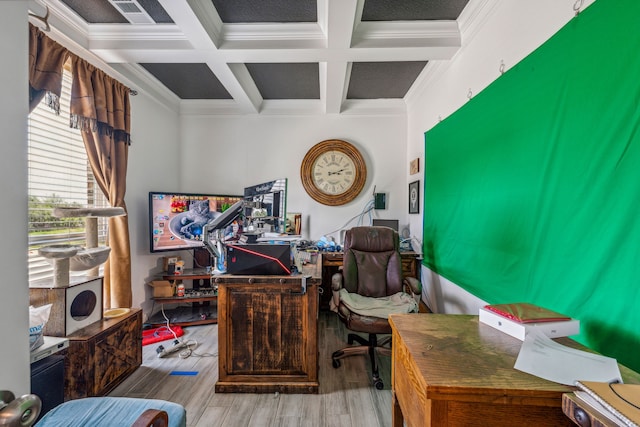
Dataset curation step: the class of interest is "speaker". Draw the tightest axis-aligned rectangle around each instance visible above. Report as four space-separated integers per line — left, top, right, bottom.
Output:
31 355 64 422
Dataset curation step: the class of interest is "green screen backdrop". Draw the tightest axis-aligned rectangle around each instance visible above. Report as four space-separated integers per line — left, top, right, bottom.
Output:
424 0 640 371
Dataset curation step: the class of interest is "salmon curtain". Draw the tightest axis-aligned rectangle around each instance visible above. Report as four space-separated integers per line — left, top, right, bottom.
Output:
69 56 132 309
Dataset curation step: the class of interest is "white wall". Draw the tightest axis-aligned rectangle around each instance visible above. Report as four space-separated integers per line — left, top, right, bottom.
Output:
179 114 408 243
0 1 30 395
406 0 596 314
125 94 181 314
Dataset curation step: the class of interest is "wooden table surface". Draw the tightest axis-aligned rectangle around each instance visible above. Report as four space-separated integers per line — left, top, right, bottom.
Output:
389 314 640 427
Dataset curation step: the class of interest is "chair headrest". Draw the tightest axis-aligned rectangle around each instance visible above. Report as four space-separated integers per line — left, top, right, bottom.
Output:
344 226 398 252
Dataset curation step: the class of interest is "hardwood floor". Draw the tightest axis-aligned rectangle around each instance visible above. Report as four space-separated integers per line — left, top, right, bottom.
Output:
109 311 392 427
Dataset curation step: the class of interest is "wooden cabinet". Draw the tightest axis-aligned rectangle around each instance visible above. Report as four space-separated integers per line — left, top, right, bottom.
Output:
64 308 142 400
319 251 421 310
214 275 319 393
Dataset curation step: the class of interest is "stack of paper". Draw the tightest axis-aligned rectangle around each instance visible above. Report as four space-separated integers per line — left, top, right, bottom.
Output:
479 302 580 340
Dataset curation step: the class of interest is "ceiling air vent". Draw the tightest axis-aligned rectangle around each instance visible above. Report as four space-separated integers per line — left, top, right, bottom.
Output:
108 0 154 24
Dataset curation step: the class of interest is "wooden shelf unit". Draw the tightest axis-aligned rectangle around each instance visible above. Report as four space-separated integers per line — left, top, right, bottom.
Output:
152 267 218 326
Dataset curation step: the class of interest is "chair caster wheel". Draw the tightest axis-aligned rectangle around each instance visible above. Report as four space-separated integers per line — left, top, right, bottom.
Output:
332 359 341 369
374 379 384 390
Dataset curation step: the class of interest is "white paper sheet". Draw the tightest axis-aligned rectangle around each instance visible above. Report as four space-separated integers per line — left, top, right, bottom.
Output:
514 329 622 385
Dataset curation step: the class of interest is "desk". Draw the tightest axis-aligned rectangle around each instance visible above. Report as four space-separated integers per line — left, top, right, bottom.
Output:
389 314 640 427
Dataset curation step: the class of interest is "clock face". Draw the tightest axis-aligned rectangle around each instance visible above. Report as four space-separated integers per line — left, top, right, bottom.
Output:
311 150 356 195
301 139 367 206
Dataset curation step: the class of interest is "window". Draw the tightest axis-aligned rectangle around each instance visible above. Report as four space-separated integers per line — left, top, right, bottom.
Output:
28 67 108 283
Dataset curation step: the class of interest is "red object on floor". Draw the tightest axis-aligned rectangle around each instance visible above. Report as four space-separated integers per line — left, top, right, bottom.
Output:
142 325 184 346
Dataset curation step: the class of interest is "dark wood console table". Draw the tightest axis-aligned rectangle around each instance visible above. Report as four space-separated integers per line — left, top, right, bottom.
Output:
214 274 319 393
389 314 640 427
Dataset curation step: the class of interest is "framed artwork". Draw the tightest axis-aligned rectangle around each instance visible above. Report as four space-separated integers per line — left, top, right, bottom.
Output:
409 180 420 214
410 158 420 175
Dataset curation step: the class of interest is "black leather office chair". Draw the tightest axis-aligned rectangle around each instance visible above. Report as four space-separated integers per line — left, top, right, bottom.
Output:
330 226 422 389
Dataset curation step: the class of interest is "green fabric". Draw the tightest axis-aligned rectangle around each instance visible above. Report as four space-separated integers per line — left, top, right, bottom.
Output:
423 0 640 372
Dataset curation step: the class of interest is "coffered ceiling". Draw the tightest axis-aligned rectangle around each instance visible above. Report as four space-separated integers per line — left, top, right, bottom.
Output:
29 0 479 115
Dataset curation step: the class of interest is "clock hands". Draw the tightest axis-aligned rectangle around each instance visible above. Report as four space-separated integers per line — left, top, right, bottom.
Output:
328 169 345 176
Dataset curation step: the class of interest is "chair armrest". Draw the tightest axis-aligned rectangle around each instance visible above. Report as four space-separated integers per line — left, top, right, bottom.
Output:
131 409 168 427
403 277 422 305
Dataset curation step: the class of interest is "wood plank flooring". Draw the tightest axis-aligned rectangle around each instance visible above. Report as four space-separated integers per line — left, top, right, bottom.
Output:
109 311 392 427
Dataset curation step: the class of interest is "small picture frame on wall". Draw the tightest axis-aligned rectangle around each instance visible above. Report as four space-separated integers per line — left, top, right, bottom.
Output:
410 158 420 175
409 180 420 214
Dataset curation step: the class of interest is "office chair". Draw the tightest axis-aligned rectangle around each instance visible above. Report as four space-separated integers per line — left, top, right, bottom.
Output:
330 226 421 389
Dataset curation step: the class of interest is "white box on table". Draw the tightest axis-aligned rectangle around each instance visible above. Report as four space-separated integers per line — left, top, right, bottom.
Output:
479 307 580 340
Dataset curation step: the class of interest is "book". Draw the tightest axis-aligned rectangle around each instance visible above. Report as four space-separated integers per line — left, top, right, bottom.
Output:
574 390 632 426
483 302 572 323
479 307 579 340
575 380 640 427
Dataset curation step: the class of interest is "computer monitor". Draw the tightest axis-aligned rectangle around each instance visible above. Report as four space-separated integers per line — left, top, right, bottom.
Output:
148 191 243 253
372 219 399 231
243 178 287 233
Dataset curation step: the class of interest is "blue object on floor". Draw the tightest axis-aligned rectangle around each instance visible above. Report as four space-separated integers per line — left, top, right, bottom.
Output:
34 396 186 427
170 371 198 376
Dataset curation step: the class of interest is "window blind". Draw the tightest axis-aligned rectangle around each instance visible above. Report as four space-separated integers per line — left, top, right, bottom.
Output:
28 68 108 283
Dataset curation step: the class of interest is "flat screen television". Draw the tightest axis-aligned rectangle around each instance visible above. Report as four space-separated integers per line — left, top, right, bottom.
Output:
149 192 243 253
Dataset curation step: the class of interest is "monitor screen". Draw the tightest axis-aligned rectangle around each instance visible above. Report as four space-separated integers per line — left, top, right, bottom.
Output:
243 178 287 233
372 219 399 231
149 192 243 253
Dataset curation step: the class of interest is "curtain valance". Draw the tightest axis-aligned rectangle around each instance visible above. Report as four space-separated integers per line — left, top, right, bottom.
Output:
28 23 69 113
70 56 131 145
28 23 131 144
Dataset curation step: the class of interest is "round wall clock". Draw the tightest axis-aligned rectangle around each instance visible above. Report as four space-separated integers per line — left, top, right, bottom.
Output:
300 139 367 206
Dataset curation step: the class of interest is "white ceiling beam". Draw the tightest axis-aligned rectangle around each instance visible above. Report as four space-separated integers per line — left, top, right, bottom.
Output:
321 61 349 114
94 45 459 64
353 21 461 49
322 0 359 113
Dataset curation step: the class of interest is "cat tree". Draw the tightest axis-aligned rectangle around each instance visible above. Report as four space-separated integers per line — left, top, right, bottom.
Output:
38 207 125 287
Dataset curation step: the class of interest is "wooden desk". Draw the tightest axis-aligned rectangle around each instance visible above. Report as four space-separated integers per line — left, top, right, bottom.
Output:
389 314 640 427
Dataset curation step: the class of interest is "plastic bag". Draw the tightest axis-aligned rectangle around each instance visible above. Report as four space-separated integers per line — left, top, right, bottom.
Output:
29 304 52 351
